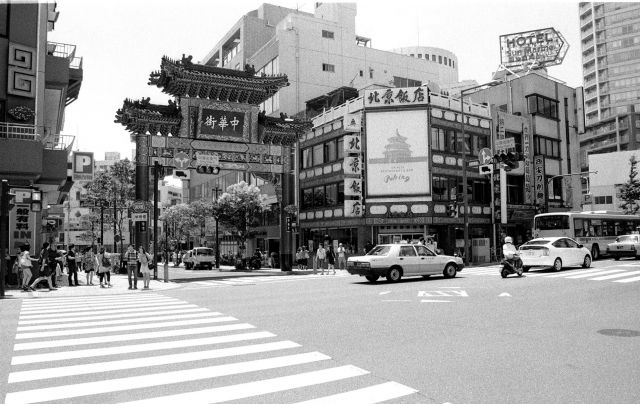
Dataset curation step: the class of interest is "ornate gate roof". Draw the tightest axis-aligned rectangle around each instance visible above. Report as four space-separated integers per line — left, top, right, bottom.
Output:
115 98 182 138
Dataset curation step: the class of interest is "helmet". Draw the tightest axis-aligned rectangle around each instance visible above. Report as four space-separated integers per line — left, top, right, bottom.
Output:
504 236 513 243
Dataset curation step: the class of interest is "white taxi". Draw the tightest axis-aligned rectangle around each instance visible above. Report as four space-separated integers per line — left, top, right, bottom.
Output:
347 243 464 283
519 237 592 272
606 234 640 260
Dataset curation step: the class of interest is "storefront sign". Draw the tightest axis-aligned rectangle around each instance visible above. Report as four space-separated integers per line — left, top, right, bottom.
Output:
344 199 363 217
344 156 362 175
344 178 362 197
500 27 568 69
523 121 532 204
73 152 94 182
365 110 430 197
9 189 36 251
132 213 148 222
343 134 362 153
199 108 245 139
497 112 505 142
343 113 362 132
534 155 546 206
364 86 428 108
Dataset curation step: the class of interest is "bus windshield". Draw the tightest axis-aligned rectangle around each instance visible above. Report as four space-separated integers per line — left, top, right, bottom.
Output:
534 215 569 230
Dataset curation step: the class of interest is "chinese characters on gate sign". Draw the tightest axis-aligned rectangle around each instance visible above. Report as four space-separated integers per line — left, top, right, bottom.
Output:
200 108 244 138
366 87 427 107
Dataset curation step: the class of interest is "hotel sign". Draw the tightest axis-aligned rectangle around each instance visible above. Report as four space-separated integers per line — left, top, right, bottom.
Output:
500 27 568 69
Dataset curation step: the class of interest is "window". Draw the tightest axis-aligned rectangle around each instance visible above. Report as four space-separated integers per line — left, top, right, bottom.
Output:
594 195 613 204
324 140 337 162
432 176 458 201
369 68 373 79
432 55 436 61
337 138 344 160
431 127 445 151
302 182 344 209
527 94 558 120
507 176 524 204
452 60 455 68
400 246 417 256
445 129 457 153
321 30 334 39
322 63 335 72
444 56 448 65
359 70 363 77
410 53 415 57
338 182 344 204
417 54 422 58
393 76 422 87
325 183 337 205
302 188 314 209
536 215 569 230
301 148 312 169
313 144 324 166
438 55 442 64
314 186 325 206
425 54 429 59
547 175 563 200
534 136 561 158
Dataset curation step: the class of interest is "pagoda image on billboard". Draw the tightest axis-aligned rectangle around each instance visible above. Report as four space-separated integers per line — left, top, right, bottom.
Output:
383 129 412 163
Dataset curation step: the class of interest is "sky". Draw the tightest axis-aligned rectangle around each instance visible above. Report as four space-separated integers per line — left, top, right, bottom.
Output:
49 0 584 161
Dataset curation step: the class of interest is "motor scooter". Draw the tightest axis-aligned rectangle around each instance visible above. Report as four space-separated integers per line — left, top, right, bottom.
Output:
501 253 523 278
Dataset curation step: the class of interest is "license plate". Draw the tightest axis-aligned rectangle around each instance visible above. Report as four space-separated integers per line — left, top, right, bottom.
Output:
523 250 535 256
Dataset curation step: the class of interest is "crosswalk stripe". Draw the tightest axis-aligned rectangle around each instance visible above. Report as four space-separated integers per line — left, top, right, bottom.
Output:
614 274 640 283
563 269 625 279
15 316 238 340
4 352 331 404
293 381 419 403
590 271 640 281
120 365 370 404
19 297 180 314
542 268 607 278
8 340 301 383
19 293 171 305
18 303 198 320
17 311 220 332
11 330 275 365
14 323 255 351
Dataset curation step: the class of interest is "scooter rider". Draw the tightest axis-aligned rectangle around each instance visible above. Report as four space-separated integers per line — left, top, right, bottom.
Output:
502 236 521 270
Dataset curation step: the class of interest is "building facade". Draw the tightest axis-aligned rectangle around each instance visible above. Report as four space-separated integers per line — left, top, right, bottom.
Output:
1 2 82 253
586 149 640 211
202 3 460 116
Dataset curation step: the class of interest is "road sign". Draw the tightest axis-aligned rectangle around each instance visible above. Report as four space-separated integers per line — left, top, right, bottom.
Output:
499 27 569 69
479 164 493 175
131 200 148 213
495 137 515 151
173 152 190 169
132 212 148 222
478 148 492 165
196 152 219 166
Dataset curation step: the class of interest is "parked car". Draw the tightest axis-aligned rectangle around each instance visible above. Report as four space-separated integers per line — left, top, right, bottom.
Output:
346 243 464 283
183 247 216 270
519 237 591 272
606 234 640 260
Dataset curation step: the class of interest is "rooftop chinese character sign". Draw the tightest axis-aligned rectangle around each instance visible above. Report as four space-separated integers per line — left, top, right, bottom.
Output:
500 27 568 69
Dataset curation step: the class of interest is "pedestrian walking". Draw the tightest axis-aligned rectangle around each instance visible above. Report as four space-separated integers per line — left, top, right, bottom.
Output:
125 244 138 290
82 246 96 285
28 242 56 291
18 244 37 291
96 247 113 288
326 245 336 275
337 243 347 270
138 246 152 289
295 247 304 270
66 244 80 286
316 243 327 274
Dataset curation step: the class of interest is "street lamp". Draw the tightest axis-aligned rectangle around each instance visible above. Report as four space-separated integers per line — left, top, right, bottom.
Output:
459 80 502 265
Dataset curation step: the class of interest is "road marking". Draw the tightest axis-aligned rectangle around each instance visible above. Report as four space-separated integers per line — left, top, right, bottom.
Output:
119 365 370 404
19 298 180 314
590 271 640 281
379 291 392 295
12 331 275 365
563 269 625 279
14 323 255 351
9 340 301 383
614 274 640 283
419 290 468 297
420 300 452 303
543 268 607 278
18 293 174 305
4 352 331 404
439 286 462 288
293 381 418 403
18 303 199 320
382 299 411 302
499 292 511 297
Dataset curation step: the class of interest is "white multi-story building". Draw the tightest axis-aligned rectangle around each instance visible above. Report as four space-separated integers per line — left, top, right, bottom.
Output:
587 150 640 211
202 2 460 116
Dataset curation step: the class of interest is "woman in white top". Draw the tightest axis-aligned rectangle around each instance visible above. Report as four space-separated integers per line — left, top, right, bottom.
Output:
18 245 38 291
138 247 152 289
95 247 115 288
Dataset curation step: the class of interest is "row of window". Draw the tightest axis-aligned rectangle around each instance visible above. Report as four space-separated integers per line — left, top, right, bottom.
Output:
608 48 640 64
393 76 422 88
610 76 640 90
301 138 345 169
430 127 490 156
432 176 491 204
611 89 640 104
605 7 640 26
301 182 345 209
408 53 455 68
574 218 640 237
594 195 613 204
258 57 280 114
606 21 640 39
608 35 640 51
527 94 559 120
534 136 561 159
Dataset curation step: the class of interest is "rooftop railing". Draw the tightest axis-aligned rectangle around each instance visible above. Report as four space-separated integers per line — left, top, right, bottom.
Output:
46 41 76 60
0 122 42 141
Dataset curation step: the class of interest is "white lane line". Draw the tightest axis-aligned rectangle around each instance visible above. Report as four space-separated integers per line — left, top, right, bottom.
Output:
9 340 301 383
439 286 462 288
614 274 640 283
16 316 238 340
17 312 220 332
120 365 369 404
590 270 640 281
420 300 452 303
19 298 180 314
381 300 411 302
542 268 608 278
14 323 255 351
379 291 391 295
12 331 275 365
293 381 419 404
563 269 625 279
18 303 198 320
4 352 331 404
19 293 169 305
18 307 210 326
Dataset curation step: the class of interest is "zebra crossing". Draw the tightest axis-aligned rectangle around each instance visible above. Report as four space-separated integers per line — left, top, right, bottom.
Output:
463 264 640 284
4 293 419 403
182 272 350 289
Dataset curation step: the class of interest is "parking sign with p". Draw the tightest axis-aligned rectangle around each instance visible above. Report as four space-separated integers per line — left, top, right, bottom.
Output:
73 152 94 181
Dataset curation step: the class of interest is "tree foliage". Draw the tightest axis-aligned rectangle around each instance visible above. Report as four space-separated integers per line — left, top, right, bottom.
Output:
619 155 640 214
160 203 197 247
212 181 270 255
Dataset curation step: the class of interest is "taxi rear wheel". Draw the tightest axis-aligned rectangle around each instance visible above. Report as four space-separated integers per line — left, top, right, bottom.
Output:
386 267 402 282
443 264 457 278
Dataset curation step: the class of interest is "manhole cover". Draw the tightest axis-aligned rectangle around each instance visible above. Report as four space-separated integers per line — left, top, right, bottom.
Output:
598 329 640 337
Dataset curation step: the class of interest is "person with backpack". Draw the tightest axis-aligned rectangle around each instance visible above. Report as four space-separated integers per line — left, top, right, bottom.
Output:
28 242 57 291
95 246 114 288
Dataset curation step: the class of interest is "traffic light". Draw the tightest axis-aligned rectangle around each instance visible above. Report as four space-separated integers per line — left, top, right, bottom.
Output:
196 166 220 175
286 216 292 232
30 190 42 212
139 221 147 232
447 203 458 218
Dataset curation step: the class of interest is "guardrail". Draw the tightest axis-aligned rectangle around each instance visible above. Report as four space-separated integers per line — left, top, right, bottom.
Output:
0 122 42 141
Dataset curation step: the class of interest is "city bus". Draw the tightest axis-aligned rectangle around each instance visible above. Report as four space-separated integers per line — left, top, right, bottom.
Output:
532 211 640 260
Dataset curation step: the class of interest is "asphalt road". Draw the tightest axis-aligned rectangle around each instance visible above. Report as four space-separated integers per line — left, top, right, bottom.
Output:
1 258 639 403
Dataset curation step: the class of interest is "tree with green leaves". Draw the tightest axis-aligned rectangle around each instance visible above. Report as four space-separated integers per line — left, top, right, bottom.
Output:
160 203 196 251
189 199 214 246
212 181 270 260
619 155 640 214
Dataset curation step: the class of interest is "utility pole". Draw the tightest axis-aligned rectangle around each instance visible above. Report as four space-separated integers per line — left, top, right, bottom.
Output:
212 186 221 269
0 180 9 298
153 161 160 280
112 180 117 254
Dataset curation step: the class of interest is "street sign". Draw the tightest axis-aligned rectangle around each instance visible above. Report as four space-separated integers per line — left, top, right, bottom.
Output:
132 212 148 222
196 152 219 166
173 152 190 169
495 137 515 151
499 27 569 69
479 164 493 175
478 148 492 165
131 200 148 213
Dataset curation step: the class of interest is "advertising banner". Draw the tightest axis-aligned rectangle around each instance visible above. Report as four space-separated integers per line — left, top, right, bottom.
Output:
343 113 362 132
9 189 36 251
534 155 546 206
365 110 430 197
72 152 94 182
523 121 533 204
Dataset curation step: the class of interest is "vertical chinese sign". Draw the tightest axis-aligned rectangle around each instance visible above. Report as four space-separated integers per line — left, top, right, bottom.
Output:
522 121 532 204
343 114 364 217
533 155 546 208
8 189 36 251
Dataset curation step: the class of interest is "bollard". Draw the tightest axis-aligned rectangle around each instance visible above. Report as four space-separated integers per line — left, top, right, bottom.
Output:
163 260 169 283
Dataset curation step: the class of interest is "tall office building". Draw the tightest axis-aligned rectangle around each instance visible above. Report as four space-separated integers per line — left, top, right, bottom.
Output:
579 2 640 172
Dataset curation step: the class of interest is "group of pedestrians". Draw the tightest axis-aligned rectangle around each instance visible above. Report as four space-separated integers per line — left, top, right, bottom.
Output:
294 242 350 275
13 242 153 292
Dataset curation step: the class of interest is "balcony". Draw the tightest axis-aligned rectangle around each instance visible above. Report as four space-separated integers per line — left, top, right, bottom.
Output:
0 122 42 141
45 41 84 106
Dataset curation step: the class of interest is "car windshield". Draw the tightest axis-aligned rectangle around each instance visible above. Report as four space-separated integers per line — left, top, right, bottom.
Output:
196 249 213 256
366 246 391 256
616 235 639 243
522 240 551 246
